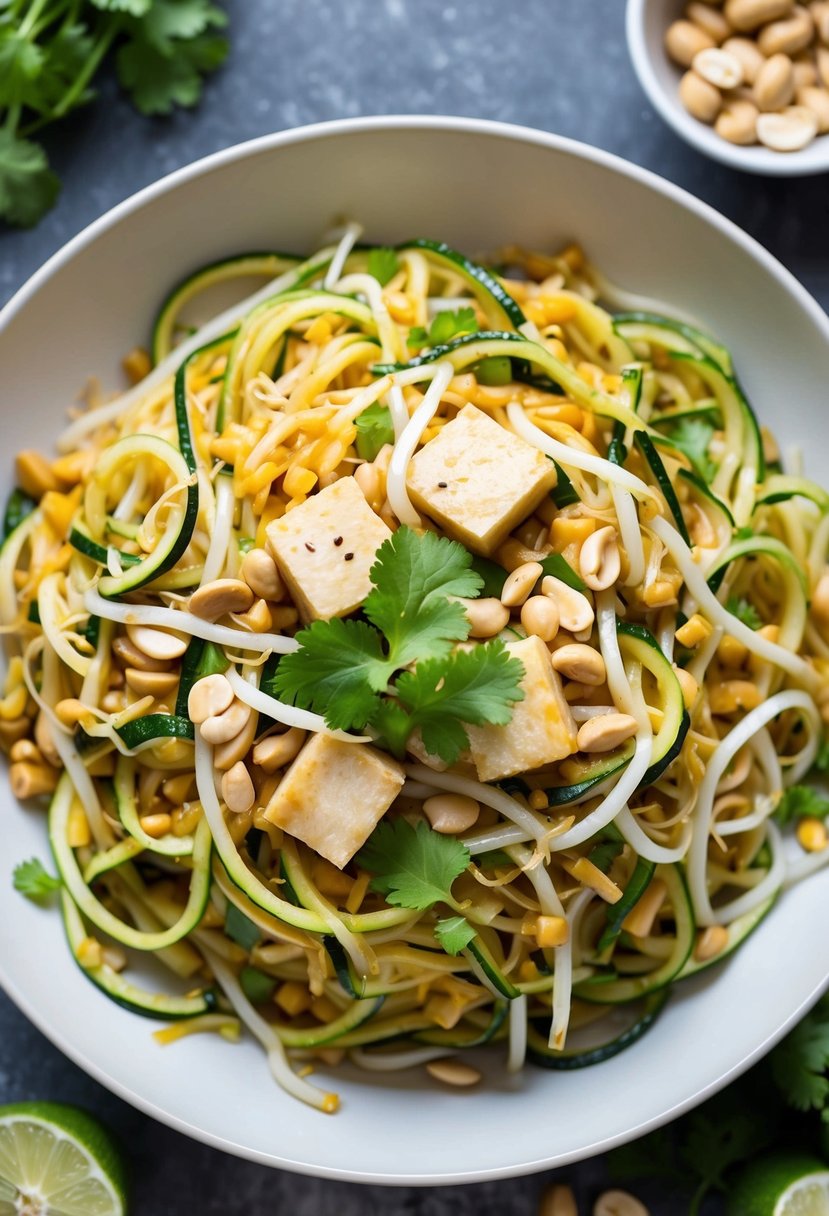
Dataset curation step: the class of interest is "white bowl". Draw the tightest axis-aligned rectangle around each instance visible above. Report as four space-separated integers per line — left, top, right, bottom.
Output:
627 0 829 175
2 116 829 1185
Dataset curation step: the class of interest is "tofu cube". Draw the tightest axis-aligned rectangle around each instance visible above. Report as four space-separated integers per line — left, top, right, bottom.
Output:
266 478 391 622
467 635 577 782
406 404 557 556
263 734 405 868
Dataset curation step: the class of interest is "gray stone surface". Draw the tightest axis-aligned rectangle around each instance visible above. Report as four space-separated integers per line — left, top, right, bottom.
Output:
0 0 826 1211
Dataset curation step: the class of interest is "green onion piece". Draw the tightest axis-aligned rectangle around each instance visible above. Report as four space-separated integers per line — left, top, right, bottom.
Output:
475 357 512 386
240 966 277 1004
225 904 261 951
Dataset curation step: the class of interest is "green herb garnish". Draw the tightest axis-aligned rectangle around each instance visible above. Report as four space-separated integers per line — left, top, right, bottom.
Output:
272 527 525 763
13 858 61 901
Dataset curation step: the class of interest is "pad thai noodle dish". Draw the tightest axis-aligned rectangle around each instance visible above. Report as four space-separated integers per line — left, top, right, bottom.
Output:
6 226 829 1113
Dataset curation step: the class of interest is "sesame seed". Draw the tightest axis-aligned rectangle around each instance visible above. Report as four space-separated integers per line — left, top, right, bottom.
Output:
333 536 343 546
437 481 448 488
305 542 316 552
344 552 355 561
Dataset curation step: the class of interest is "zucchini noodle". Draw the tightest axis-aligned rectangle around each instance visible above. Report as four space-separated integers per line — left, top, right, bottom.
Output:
6 228 828 1113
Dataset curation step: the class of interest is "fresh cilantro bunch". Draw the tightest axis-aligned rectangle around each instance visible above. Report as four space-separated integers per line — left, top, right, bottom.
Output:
272 527 525 765
0 0 229 228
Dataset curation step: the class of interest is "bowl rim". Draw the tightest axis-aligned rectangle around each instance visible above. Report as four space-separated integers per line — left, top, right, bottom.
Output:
625 0 829 177
2 113 829 1185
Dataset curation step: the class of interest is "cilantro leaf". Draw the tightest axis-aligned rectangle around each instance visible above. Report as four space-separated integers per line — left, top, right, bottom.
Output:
663 417 716 482
773 784 829 825
0 131 59 227
13 857 61 901
116 30 228 116
726 595 762 630
772 995 829 1119
129 0 227 53
357 818 469 910
0 30 44 110
395 641 525 765
367 247 399 287
429 306 478 346
435 915 476 955
364 528 481 668
90 0 152 14
271 618 391 731
408 307 478 350
355 403 394 462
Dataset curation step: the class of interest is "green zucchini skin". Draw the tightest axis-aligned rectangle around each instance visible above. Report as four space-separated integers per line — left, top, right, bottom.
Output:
526 990 668 1069
396 239 526 330
676 893 778 981
575 865 695 1005
60 891 216 1021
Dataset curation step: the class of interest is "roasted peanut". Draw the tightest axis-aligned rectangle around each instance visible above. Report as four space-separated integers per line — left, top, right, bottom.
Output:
757 102 819 145
125 623 189 661
579 526 621 592
577 713 638 753
423 793 480 834
457 596 510 638
500 561 543 607
724 0 795 32
666 19 717 65
679 69 723 121
221 761 256 815
551 643 606 685
199 698 251 744
715 96 760 140
252 728 306 772
520 595 560 641
722 35 767 81
694 46 745 86
240 548 284 601
754 52 796 108
188 673 234 724
757 4 814 55
189 578 254 621
425 1059 481 1087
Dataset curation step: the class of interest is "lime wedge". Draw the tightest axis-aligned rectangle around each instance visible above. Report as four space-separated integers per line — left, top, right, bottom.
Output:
728 1155 829 1216
0 1102 127 1216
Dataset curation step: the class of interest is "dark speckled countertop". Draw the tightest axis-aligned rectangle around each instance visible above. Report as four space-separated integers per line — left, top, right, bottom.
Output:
1 2 827 1212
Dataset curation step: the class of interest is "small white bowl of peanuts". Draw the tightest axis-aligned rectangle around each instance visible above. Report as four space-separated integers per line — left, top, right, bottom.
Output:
627 0 829 173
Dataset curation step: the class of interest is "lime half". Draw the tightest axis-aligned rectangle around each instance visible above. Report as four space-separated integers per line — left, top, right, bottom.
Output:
728 1155 829 1216
0 1102 127 1216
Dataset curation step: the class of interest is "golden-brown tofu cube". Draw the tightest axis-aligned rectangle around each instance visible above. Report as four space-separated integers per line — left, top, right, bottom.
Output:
467 636 577 782
266 478 391 622
263 734 405 868
406 404 557 555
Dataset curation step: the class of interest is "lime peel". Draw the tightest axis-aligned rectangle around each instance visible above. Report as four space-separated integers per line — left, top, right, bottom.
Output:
728 1154 829 1216
0 1101 128 1216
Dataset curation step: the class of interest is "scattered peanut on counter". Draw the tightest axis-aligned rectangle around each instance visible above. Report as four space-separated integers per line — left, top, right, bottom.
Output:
665 0 829 151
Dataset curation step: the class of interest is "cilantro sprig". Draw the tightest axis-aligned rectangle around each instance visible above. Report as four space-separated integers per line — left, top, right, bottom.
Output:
272 527 525 764
354 403 394 462
773 784 829 825
0 0 229 228
357 818 476 954
408 306 478 351
772 994 829 1120
725 595 762 631
660 416 717 482
13 857 61 901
